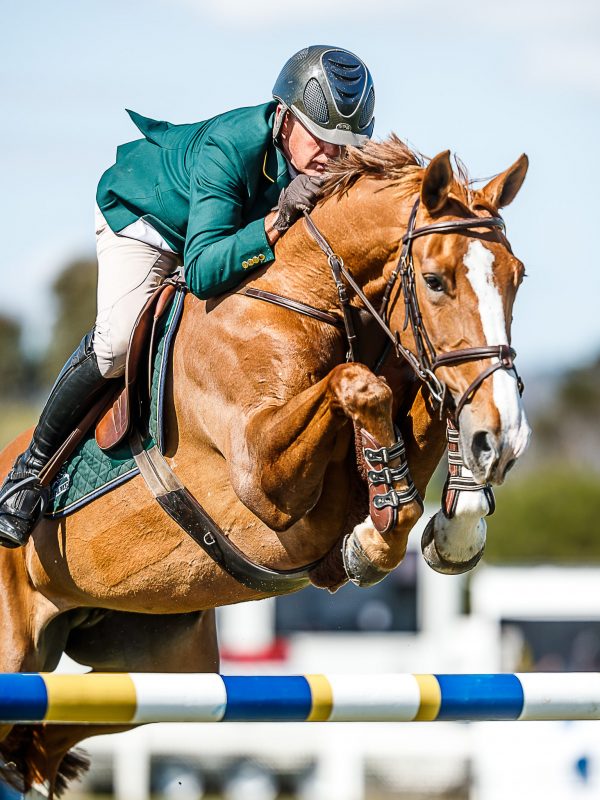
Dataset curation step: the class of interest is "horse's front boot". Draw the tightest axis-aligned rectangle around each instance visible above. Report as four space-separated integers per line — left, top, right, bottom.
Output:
0 331 108 548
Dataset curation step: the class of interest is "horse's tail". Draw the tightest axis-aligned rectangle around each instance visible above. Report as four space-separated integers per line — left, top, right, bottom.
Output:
0 724 90 798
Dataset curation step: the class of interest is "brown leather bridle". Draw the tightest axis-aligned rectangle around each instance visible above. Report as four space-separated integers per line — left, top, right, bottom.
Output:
381 198 523 417
241 197 524 421
302 198 524 420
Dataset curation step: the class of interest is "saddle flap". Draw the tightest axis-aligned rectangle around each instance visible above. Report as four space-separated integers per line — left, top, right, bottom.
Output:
95 281 178 452
95 387 130 451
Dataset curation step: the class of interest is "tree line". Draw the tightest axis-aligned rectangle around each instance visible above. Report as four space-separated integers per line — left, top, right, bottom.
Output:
0 258 97 399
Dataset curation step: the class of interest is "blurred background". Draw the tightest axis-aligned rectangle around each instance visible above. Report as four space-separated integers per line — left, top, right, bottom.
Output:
1 0 600 798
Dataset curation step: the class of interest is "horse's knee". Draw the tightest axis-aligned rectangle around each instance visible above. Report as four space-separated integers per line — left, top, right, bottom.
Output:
328 363 393 422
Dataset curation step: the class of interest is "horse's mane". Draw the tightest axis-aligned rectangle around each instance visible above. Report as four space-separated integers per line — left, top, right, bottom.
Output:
321 134 472 203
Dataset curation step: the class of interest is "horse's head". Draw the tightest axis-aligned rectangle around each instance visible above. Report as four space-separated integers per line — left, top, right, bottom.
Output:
388 151 531 484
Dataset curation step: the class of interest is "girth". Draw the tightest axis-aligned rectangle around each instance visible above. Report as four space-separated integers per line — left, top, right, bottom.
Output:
129 429 319 594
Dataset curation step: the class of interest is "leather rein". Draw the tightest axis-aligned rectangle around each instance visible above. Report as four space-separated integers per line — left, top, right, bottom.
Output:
243 198 523 420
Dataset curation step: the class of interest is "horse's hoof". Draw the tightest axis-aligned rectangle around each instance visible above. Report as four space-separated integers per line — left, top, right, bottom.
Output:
420 515 485 575
342 529 390 588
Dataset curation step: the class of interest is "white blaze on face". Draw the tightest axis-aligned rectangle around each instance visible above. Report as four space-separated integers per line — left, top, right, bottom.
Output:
463 240 530 458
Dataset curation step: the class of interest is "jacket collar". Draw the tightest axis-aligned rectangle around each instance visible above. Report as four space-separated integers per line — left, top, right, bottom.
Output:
264 112 290 188
263 146 289 185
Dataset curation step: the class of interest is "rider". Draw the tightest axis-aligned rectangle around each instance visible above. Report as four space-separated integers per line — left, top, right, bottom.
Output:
0 45 375 549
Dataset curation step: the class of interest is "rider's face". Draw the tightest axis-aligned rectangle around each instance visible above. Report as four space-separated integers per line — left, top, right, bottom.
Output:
278 108 342 176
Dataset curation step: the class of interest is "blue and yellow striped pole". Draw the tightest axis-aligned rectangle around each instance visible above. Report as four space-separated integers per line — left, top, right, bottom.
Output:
1 673 600 724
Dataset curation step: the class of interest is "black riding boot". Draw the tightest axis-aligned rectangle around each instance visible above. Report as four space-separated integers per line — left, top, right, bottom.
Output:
0 331 108 548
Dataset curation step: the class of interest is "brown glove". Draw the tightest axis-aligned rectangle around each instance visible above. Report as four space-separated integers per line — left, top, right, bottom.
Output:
272 174 324 232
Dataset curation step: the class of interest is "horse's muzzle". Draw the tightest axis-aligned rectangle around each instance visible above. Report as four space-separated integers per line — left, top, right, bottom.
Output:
459 406 531 485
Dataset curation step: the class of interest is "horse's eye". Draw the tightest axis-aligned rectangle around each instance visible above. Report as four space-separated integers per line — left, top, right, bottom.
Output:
424 274 444 292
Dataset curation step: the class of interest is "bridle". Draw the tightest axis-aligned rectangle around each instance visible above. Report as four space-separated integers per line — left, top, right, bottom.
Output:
387 198 524 417
301 197 524 420
241 196 524 421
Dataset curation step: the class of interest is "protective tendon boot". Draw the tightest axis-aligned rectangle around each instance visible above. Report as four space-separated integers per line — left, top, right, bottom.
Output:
0 331 108 548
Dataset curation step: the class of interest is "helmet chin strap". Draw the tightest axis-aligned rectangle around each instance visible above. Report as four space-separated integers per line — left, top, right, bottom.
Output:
273 109 305 179
272 103 288 145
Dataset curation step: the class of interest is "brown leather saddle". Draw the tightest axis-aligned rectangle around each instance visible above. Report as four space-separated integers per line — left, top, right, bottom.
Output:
95 280 180 451
38 281 181 489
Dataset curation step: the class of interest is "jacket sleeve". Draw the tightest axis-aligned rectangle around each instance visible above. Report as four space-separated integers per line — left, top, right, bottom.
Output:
184 132 275 299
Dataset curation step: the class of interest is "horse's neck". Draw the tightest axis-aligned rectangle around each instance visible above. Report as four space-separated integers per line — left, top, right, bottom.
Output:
262 180 406 309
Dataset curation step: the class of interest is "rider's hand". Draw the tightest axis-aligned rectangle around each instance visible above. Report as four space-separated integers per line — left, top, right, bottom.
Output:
272 174 324 232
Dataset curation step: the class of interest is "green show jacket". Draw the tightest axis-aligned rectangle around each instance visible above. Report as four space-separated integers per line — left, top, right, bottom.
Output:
96 102 290 299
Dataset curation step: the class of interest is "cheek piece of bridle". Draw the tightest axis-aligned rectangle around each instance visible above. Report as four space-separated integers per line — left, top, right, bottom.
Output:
302 198 524 422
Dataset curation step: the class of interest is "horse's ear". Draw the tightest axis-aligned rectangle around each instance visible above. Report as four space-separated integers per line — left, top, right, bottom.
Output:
481 154 529 209
421 151 453 214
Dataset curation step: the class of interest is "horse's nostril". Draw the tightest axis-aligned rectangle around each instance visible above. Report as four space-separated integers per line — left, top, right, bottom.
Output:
504 459 516 478
472 431 493 461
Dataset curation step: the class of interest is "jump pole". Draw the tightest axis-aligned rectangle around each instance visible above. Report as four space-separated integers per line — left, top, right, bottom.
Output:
1 673 600 725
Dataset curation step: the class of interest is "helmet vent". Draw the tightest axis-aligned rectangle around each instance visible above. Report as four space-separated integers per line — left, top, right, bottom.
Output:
359 87 375 129
303 78 330 125
322 50 368 117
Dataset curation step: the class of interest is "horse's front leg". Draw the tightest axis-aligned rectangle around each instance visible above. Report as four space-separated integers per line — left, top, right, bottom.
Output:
397 391 493 576
332 385 449 589
421 420 493 575
230 362 422 570
421 495 490 575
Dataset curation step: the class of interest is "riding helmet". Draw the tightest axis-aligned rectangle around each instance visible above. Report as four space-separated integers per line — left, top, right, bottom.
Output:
272 45 375 147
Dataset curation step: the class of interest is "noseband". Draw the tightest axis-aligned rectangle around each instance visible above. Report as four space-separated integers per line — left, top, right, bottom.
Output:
303 198 524 420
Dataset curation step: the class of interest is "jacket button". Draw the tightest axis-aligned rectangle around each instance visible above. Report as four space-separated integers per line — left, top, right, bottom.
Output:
252 256 259 265
258 253 266 262
242 260 249 269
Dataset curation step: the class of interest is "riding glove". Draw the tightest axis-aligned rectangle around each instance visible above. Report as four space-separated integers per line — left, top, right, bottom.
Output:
272 174 324 232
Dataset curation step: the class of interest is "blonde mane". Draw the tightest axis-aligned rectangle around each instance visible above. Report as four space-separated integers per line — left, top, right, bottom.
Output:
322 134 472 204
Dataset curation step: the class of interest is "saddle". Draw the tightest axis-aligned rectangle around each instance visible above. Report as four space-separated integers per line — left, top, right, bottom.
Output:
95 280 180 451
38 281 181 489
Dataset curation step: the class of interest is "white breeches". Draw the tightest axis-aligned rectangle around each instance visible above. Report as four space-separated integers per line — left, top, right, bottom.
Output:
93 205 181 378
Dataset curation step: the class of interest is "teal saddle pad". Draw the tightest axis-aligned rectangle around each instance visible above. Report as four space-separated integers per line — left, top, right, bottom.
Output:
46 287 186 518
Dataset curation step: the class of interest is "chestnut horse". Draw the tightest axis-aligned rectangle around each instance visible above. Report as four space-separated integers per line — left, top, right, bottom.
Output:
0 139 530 794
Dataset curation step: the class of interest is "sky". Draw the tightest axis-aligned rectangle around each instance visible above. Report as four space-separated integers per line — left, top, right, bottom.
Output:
1 0 599 373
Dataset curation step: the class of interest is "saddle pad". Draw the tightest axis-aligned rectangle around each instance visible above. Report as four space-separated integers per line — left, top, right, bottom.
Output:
46 287 186 518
